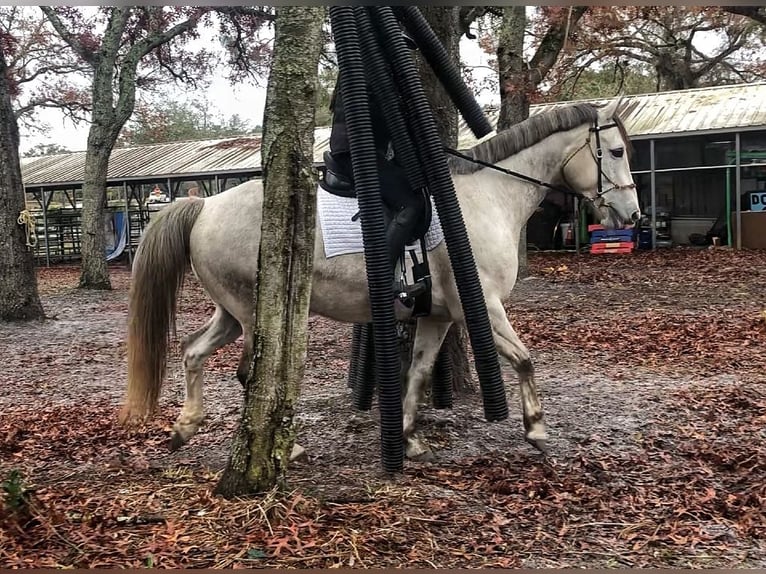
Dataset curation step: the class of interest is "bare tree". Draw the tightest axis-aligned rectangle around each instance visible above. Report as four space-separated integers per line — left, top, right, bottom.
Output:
0 7 90 133
41 7 273 289
554 7 766 93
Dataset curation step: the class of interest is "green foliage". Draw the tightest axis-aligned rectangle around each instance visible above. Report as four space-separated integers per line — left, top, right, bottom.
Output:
558 64 657 101
314 65 336 127
118 97 260 146
2 469 31 513
23 143 71 157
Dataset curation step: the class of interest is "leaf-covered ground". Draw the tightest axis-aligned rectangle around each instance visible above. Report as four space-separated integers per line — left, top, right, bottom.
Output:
1 248 764 568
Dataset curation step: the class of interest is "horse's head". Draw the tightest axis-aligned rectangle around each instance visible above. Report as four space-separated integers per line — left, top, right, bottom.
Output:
560 99 641 229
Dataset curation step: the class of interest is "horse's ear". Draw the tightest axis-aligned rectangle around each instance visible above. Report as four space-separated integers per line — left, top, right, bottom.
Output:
599 96 621 120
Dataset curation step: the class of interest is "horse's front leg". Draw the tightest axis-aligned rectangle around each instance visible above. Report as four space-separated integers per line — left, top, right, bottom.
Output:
171 306 242 451
487 299 548 452
403 318 451 461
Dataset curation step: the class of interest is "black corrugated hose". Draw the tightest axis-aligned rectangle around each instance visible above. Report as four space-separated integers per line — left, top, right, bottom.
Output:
355 6 456 412
348 6 428 411
393 6 493 139
431 345 454 409
371 6 508 423
347 323 363 389
351 323 376 410
354 6 426 189
329 6 404 472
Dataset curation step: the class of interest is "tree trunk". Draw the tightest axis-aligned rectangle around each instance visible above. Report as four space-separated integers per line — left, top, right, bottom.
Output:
78 46 122 290
79 135 113 290
415 7 474 394
0 47 45 321
215 6 324 497
497 6 529 279
496 6 529 131
416 7 460 146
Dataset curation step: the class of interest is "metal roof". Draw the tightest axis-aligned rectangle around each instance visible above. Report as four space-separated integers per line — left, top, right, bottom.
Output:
21 127 334 189
21 83 766 188
458 82 766 147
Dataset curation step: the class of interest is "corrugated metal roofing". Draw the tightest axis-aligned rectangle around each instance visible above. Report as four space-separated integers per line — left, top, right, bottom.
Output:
458 82 766 148
21 127 334 188
21 83 766 188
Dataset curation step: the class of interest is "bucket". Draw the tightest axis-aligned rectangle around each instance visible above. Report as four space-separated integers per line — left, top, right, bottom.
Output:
560 222 573 246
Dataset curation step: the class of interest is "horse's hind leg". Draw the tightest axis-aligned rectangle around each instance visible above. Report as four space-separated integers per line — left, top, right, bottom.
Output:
487 300 548 452
236 330 254 388
403 318 451 460
171 305 242 450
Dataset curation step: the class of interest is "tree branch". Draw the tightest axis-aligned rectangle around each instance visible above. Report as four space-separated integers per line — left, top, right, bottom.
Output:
722 6 766 26
528 6 588 85
39 6 96 65
128 10 204 62
215 6 275 23
114 9 207 129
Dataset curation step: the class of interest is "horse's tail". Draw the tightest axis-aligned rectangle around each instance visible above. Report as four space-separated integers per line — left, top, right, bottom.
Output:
120 198 205 424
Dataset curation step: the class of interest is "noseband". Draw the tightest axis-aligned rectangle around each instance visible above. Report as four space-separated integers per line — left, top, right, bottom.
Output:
561 118 637 198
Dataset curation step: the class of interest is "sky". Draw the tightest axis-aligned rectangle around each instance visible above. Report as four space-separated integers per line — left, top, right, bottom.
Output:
18 27 496 155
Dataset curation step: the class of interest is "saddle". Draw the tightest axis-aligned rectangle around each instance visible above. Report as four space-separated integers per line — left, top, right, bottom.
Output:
320 151 432 242
319 150 433 319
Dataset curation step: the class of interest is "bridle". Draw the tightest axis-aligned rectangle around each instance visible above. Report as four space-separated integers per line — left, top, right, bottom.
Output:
560 118 637 198
443 117 636 201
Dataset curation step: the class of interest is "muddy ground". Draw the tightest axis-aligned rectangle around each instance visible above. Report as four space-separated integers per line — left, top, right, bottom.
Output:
1 248 764 568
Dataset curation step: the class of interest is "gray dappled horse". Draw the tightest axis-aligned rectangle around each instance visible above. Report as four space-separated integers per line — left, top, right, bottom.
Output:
122 100 640 461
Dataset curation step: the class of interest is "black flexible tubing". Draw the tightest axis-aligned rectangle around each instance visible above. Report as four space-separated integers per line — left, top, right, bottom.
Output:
347 323 363 389
371 6 508 423
393 6 493 139
355 6 427 191
330 7 404 472
357 6 459 410
352 323 376 411
431 344 454 409
344 7 425 413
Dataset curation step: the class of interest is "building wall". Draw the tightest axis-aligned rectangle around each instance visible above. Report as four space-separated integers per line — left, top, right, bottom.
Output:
630 128 766 245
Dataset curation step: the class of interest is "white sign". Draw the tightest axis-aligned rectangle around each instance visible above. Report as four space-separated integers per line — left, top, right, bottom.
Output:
751 192 766 212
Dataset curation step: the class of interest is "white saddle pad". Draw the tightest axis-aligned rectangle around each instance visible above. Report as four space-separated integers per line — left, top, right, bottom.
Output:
317 186 444 259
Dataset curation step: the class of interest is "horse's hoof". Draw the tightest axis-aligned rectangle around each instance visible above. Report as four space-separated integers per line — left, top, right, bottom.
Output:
290 443 308 462
169 432 187 452
525 431 549 454
405 437 435 462
409 449 436 463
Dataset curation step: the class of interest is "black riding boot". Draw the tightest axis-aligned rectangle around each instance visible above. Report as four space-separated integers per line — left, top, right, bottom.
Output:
386 206 420 266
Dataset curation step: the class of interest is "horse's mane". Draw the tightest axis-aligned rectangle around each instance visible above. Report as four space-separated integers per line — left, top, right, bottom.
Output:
448 103 630 175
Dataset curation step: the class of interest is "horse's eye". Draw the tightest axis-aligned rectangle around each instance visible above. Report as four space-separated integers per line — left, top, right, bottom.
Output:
611 147 624 158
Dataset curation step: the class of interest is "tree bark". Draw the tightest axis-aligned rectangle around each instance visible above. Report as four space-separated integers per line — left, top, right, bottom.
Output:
215 6 324 497
79 132 114 290
497 6 529 131
415 7 474 394
0 45 45 321
497 6 529 279
495 6 587 278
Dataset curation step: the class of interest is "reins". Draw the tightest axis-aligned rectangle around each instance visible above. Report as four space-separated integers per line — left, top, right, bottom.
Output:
444 118 636 200
443 146 577 197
